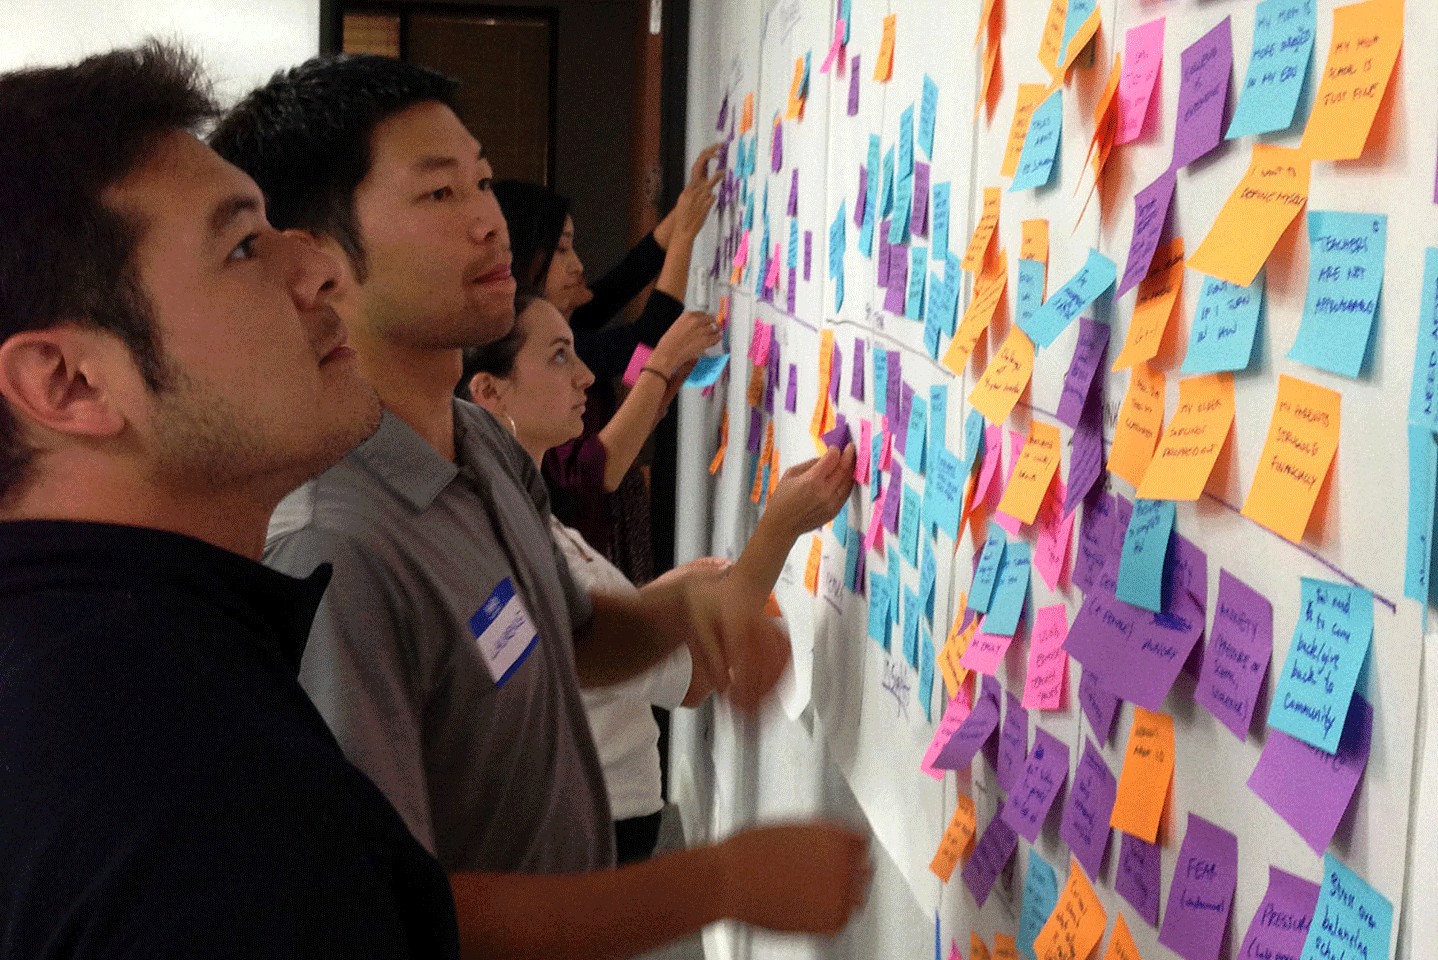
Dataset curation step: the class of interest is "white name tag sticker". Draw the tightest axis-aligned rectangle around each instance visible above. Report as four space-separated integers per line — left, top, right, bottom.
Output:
468 577 538 685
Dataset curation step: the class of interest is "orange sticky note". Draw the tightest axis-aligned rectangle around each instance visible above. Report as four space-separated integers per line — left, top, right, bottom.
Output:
1108 363 1166 488
768 441 782 495
740 92 754 134
1002 84 1051 178
940 593 972 697
969 327 1035 427
1241 375 1341 542
997 422 1062 524
975 0 1000 46
995 933 1018 960
1036 0 1068 80
1021 219 1050 278
1102 913 1143 960
1113 237 1184 370
752 420 776 503
963 188 1002 271
874 15 897 81
929 794 977 882
785 57 806 120
944 257 1007 375
803 535 823 594
1033 858 1107 960
1299 0 1404 161
1189 144 1309 287
977 34 1001 120
1060 4 1101 71
972 933 992 960
1110 706 1175 843
746 364 766 408
709 410 729 474
1136 372 1234 500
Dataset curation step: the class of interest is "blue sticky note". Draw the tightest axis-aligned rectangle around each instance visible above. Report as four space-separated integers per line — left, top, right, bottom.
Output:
903 587 921 667
873 346 888 419
923 272 945 357
787 220 799 269
1268 578 1373 752
1226 0 1317 139
905 395 928 472
1116 498 1176 612
969 529 1008 614
901 485 922 565
929 385 948 453
1289 211 1387 378
1405 423 1436 603
889 174 913 244
1020 248 1116 348
984 541 1031 637
906 245 927 318
898 105 915 182
931 182 951 261
964 407 986 466
841 0 852 43
1299 854 1392 960
880 147 895 219
1019 850 1060 960
1017 258 1046 329
919 74 938 158
834 271 845 312
1060 0 1097 62
928 450 965 541
919 625 936 721
844 525 862 591
860 135 880 255
919 539 937 622
684 352 730 387
1183 269 1265 373
829 203 846 278
868 572 892 648
870 430 884 502
1408 249 1438 429
801 51 811 91
889 547 902 618
1010 90 1063 191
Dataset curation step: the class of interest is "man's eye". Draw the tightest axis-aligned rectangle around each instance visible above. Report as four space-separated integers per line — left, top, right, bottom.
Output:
427 186 454 202
227 234 258 262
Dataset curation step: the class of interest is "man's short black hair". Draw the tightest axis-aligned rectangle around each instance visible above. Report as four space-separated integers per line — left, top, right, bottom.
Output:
0 40 215 499
209 54 459 280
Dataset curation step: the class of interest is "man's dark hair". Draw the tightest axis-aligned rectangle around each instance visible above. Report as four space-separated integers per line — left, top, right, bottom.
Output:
209 54 459 280
493 181 571 293
0 40 215 498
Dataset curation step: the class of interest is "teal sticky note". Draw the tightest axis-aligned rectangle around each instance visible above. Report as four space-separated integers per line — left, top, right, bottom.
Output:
1116 498 1176 612
928 449 965 540
1018 850 1060 960
900 485 922 565
1226 0 1316 139
919 75 938 158
889 174 913 245
1020 248 1116 348
931 182 951 261
880 146 895 219
906 245 927 318
919 538 937 622
919 624 936 721
1183 269 1265 373
1017 258 1046 329
1059 0 1097 64
787 220 799 269
923 271 945 357
983 541 1031 637
870 428 883 502
801 51 811 91
1298 854 1391 960
904 587 921 667
1010 90 1063 191
1268 578 1373 752
969 528 1007 613
844 525 862 591
834 270 845 312
873 346 888 418
841 0 851 43
1289 211 1386 378
1406 423 1438 604
898 104 915 182
1407 249 1438 429
828 202 846 278
905 395 928 472
860 135 880 255
868 572 892 648
929 384 948 454
964 407 986 466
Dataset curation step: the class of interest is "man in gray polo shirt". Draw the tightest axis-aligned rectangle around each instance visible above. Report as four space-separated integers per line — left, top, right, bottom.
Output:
214 54 869 959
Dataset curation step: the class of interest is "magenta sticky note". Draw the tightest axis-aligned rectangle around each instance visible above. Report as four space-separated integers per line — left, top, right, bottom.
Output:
750 320 771 365
1061 740 1118 879
821 17 844 73
1035 503 1076 592
847 55 861 115
1248 695 1371 854
962 812 1019 908
855 418 873 482
1024 604 1069 709
912 161 931 235
785 363 798 413
959 629 1013 676
1196 569 1273 740
851 338 866 400
1057 318 1111 427
622 342 655 387
1159 814 1238 960
921 691 972 779
1238 867 1320 960
997 692 1028 792
1117 831 1162 927
1078 667 1121 743
1171 17 1232 170
1000 727 1069 843
932 682 1000 771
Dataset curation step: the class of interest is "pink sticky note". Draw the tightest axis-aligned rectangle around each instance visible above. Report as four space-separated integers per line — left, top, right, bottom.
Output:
958 627 1013 676
865 503 885 551
856 419 873 482
821 18 845 73
622 342 655 387
750 321 772 365
994 430 1028 535
1117 18 1164 145
1023 604 1069 709
920 691 973 780
880 430 895 470
732 230 750 268
1035 485 1076 590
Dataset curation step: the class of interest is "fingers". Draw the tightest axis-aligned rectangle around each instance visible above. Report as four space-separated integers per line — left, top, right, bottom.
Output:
690 143 721 184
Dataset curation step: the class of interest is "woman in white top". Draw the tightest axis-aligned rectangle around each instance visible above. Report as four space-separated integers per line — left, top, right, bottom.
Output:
462 293 856 862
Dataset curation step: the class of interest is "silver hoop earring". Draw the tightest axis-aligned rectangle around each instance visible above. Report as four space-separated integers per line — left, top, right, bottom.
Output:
504 413 518 436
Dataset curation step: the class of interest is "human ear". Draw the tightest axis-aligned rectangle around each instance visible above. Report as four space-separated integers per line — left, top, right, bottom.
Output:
469 372 506 408
0 327 129 441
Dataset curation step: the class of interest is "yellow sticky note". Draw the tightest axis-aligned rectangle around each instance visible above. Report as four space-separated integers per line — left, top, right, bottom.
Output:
874 15 897 81
1033 859 1107 960
1136 372 1234 501
1241 375 1341 542
709 410 728 475
1113 237 1184 371
785 57 806 120
943 257 1007 375
969 327 1035 427
997 422 1062 524
1102 913 1143 960
1036 0 1069 81
803 535 822 595
995 933 1019 960
962 188 1002 272
1059 4 1101 71
972 933 992 960
1110 706 1175 843
740 92 754 134
1189 144 1309 287
1108 363 1166 488
928 793 977 882
1002 84 1051 178
1299 0 1403 161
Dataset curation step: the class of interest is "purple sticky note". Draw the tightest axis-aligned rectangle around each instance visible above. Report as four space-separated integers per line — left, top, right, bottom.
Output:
884 244 908 313
1248 695 1372 854
963 813 1019 908
980 673 1004 774
785 364 798 413
1079 668 1121 743
997 692 1028 793
829 345 843 401
747 408 763 454
1064 393 1106 517
855 165 868 227
1158 814 1238 960
850 338 866 400
1073 492 1120 594
717 93 728 131
912 161 931 235
822 416 853 453
882 462 903 533
788 168 799 216
848 55 861 115
771 120 783 172
803 230 813 281
896 382 915 452
1057 318 1111 427
763 352 778 415
886 351 902 420
932 683 1001 771
1000 728 1069 843
1171 17 1233 170
1118 168 1178 296
877 226 892 285
1196 569 1273 740
786 267 797 314
1238 867 1321 960
1117 831 1163 927
1060 740 1118 879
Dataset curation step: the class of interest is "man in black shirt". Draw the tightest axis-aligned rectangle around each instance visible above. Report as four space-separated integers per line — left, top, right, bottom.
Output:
0 43 459 958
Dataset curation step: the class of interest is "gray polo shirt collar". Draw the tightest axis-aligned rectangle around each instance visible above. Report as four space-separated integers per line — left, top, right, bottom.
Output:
353 407 462 512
